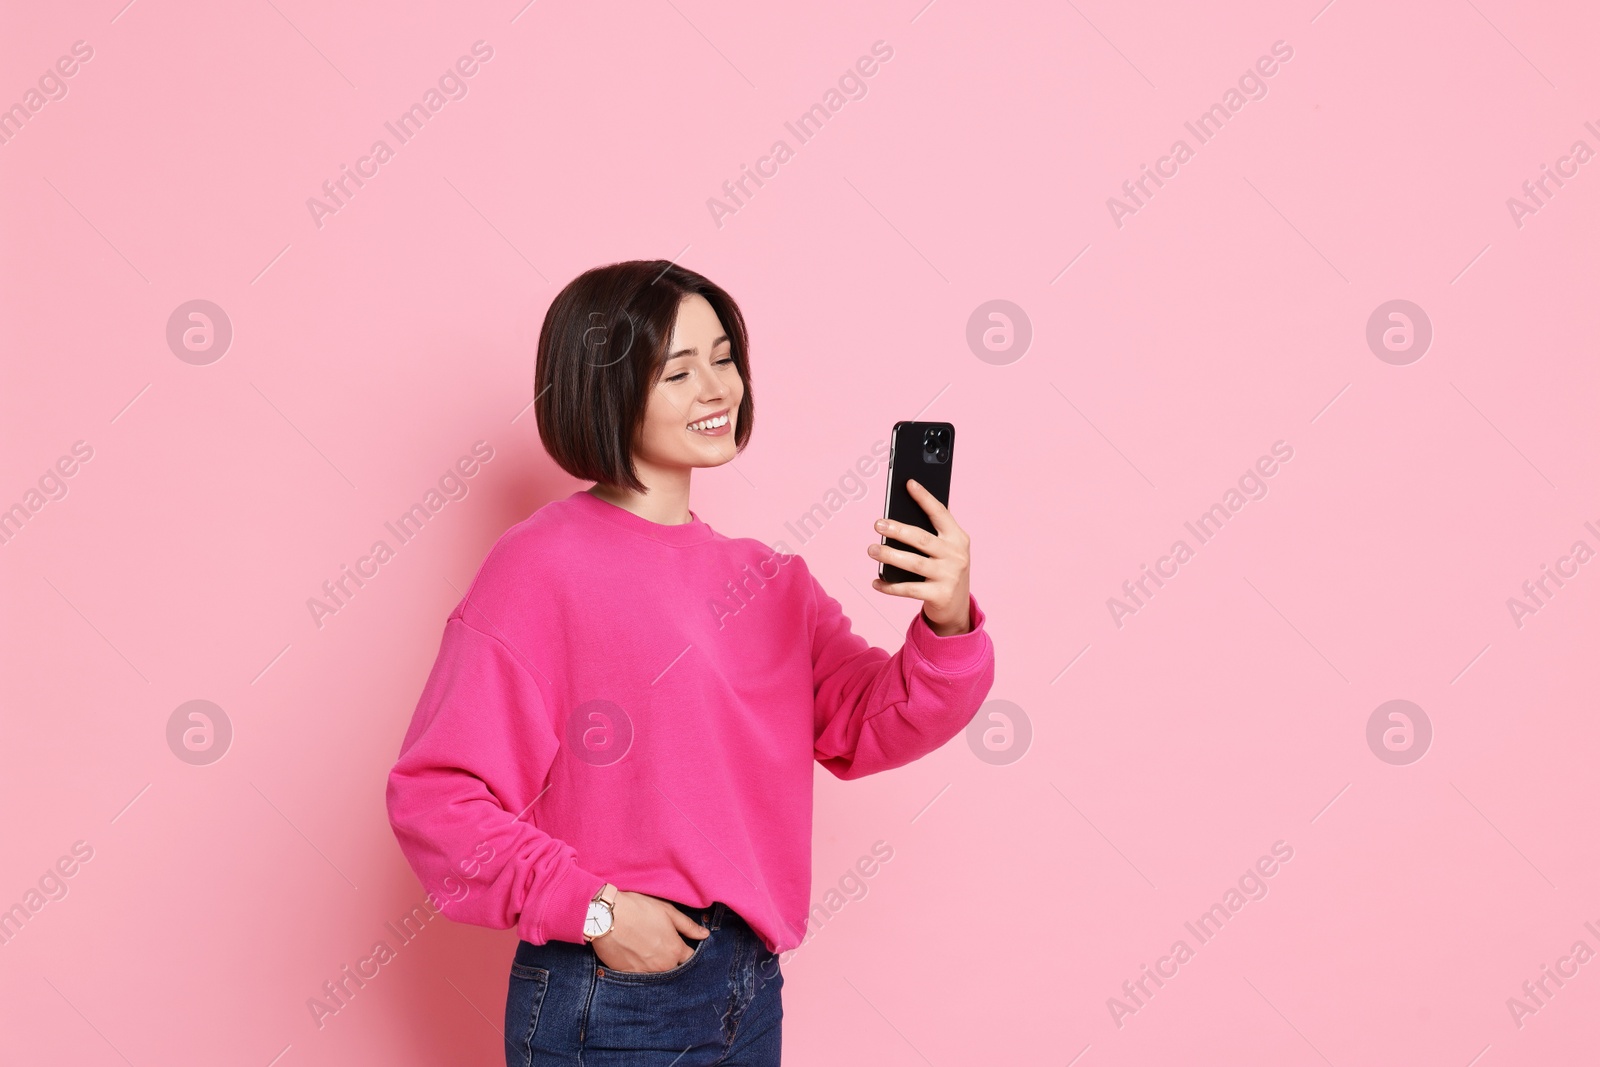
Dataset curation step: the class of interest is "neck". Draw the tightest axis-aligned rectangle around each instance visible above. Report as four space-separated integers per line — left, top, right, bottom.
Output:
588 463 694 525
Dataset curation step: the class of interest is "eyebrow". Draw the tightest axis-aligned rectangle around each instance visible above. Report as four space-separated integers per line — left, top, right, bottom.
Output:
665 334 730 361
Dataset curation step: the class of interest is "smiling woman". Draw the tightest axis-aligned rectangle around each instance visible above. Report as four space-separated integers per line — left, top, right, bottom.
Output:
609 288 749 490
385 258 996 1066
531 261 755 504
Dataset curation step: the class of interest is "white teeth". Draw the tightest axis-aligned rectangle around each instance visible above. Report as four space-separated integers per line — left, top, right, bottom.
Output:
688 414 729 431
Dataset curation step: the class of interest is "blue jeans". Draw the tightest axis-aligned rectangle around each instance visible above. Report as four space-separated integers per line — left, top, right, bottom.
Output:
504 899 784 1065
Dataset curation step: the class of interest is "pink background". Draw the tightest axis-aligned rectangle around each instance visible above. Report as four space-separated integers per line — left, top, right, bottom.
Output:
3 0 1598 1063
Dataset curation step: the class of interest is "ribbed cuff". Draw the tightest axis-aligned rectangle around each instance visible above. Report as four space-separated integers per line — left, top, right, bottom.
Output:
529 863 608 945
906 593 990 674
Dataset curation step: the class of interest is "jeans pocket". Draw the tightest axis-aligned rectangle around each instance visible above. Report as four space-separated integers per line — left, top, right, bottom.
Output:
504 962 550 1067
596 930 710 984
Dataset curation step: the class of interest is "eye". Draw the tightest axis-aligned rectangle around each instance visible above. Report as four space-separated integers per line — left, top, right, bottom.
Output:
665 371 688 383
716 357 735 367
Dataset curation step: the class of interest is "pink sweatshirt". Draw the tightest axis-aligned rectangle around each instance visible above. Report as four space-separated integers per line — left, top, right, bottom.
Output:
385 489 996 954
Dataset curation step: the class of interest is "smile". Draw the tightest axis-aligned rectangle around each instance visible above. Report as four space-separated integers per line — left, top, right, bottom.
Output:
688 412 731 436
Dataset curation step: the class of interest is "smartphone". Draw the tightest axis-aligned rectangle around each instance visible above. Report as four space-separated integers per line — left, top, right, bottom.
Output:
878 421 955 584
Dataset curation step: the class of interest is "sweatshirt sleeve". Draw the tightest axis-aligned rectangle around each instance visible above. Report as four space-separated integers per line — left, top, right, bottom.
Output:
385 614 607 945
808 567 996 780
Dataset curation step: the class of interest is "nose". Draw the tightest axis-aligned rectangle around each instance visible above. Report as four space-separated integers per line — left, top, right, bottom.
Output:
698 371 727 406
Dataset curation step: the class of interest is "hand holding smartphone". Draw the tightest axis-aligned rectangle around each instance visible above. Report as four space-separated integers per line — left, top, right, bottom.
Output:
877 421 955 584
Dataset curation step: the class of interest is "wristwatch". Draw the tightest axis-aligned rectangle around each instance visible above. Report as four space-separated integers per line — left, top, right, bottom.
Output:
583 883 618 942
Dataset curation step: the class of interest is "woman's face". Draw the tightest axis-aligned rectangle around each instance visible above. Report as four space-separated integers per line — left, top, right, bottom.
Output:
632 293 744 474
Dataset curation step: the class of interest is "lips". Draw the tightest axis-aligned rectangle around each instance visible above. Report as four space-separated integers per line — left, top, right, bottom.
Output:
688 408 731 435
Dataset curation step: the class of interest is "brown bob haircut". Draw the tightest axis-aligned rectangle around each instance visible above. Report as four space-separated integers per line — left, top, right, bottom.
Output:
534 259 754 494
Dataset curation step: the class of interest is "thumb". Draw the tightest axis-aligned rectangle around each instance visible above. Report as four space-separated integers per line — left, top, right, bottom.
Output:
668 907 711 938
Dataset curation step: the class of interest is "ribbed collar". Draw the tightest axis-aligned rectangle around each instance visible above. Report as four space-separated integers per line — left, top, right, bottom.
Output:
567 489 716 547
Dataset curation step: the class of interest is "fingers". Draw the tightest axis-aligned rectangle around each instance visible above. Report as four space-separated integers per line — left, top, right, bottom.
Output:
871 577 936 601
871 541 936 578
889 482 967 549
904 479 956 534
872 483 971 606
876 516 941 556
667 905 710 938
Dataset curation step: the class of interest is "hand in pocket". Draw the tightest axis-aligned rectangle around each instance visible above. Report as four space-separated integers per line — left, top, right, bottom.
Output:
592 891 709 973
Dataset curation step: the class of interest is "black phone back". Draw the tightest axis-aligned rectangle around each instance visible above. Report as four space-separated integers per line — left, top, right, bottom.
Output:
879 421 954 584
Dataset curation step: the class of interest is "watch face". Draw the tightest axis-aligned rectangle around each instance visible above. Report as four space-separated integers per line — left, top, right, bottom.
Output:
585 903 612 938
